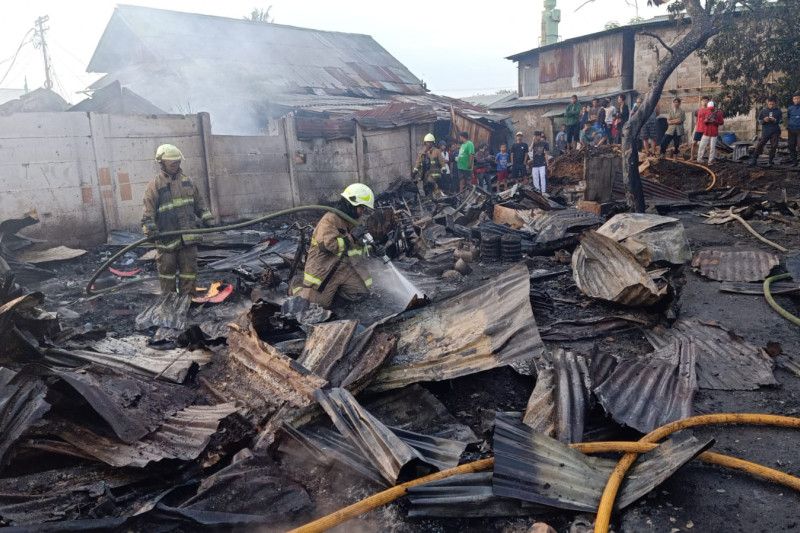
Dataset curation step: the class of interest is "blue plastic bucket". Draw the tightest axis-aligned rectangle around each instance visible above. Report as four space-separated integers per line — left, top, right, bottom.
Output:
722 132 737 145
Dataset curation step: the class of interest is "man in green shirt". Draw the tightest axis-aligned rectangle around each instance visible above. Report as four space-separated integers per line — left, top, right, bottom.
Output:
659 97 686 159
456 131 475 192
564 94 581 150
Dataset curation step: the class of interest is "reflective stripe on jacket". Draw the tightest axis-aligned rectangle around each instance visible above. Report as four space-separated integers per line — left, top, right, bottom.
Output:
303 212 371 291
141 171 212 250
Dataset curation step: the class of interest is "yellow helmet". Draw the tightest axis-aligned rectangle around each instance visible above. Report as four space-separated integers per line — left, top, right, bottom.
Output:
423 133 436 143
155 144 184 162
341 183 375 209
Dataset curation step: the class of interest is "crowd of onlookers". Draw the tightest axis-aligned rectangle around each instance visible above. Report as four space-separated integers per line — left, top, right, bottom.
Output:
418 91 800 197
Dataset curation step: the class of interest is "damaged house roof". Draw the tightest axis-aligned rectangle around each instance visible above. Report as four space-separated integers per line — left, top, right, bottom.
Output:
86 5 426 133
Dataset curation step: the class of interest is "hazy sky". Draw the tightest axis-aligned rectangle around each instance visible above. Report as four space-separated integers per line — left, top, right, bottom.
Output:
1 1 668 104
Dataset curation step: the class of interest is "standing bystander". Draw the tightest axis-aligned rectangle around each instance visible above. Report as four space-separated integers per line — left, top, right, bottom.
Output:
510 132 529 185
697 101 724 165
456 131 474 192
564 95 581 150
528 131 550 193
749 96 783 166
691 96 710 160
495 143 510 191
788 92 800 167
660 98 686 158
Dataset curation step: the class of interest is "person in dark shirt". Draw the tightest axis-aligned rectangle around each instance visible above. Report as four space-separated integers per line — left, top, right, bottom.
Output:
510 132 529 185
788 92 800 166
615 94 630 143
750 96 783 166
527 131 550 193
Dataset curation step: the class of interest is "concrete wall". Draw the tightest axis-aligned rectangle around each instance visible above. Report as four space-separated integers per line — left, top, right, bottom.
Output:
0 112 106 246
0 110 423 246
210 123 293 220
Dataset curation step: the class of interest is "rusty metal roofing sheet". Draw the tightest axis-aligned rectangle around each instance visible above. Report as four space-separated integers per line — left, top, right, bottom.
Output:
313 388 467 485
355 102 438 129
407 472 544 517
0 368 50 466
643 318 777 390
297 320 358 379
594 339 697 433
54 402 238 468
368 264 544 392
492 413 712 512
572 231 668 306
539 47 574 83
523 350 590 443
691 249 780 282
575 33 623 85
294 115 356 140
226 320 327 410
51 335 211 384
612 177 692 203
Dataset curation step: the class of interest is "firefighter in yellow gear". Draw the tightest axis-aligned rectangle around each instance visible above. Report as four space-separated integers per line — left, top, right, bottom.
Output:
412 133 445 196
141 144 214 295
293 183 375 309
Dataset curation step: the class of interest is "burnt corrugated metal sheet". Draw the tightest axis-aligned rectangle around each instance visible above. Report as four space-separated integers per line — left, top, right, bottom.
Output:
612 177 691 203
313 388 467 485
539 314 656 341
596 213 691 266
226 320 327 409
0 368 50 466
643 318 777 390
572 231 668 306
294 115 356 140
368 264 545 392
492 413 712 511
539 47 574 83
134 293 190 330
526 208 603 245
50 335 210 384
594 339 697 433
575 33 623 85
297 320 357 379
54 403 238 468
407 472 544 517
354 102 438 129
691 249 779 282
522 350 589 443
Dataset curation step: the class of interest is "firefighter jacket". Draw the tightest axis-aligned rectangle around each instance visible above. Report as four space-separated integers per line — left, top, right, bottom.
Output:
414 147 445 183
141 171 213 251
302 212 372 291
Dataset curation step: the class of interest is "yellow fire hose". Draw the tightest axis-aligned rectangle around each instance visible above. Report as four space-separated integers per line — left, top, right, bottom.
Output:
288 413 800 533
764 273 800 326
671 158 717 191
593 413 800 533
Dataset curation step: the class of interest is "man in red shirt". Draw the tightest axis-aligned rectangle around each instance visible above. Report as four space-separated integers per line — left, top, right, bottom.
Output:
696 101 724 165
690 95 709 160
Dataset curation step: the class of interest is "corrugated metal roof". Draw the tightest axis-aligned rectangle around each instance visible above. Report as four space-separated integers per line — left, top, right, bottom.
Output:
594 339 697 433
539 314 656 341
68 81 165 114
226 320 327 410
691 249 780 282
492 413 712 511
597 213 691 266
368 264 545 392
54 402 238 468
51 335 210 384
0 368 50 466
490 90 635 110
297 320 357 379
407 472 545 517
643 318 777 390
612 177 692 203
522 349 590 443
572 231 668 306
88 5 425 97
312 388 468 485
526 208 603 245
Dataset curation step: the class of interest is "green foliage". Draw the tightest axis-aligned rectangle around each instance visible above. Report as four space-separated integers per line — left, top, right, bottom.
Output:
605 21 621 29
701 0 800 115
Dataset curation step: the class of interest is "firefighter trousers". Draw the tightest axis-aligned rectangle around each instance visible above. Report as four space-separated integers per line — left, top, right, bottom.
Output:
295 263 369 309
157 245 198 295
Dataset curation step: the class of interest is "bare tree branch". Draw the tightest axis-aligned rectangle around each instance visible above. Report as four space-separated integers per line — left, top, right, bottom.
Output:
641 31 675 53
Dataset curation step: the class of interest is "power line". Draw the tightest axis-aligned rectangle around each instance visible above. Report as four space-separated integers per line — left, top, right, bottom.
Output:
33 15 53 90
0 28 34 86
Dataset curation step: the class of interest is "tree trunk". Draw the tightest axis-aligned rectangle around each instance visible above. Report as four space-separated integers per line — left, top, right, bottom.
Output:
621 3 719 212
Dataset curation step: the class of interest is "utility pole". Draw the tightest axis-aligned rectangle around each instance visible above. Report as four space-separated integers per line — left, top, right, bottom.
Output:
34 15 53 90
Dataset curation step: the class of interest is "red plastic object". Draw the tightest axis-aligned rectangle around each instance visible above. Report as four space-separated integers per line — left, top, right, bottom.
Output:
109 267 142 277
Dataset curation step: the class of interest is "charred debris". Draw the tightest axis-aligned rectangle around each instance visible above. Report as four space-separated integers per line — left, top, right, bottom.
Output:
1 149 799 531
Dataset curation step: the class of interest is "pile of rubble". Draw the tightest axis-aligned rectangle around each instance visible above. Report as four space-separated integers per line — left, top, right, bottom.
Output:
1 168 798 531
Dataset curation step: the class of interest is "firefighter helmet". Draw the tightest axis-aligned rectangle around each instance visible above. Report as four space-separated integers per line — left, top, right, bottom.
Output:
341 183 375 209
155 144 184 162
